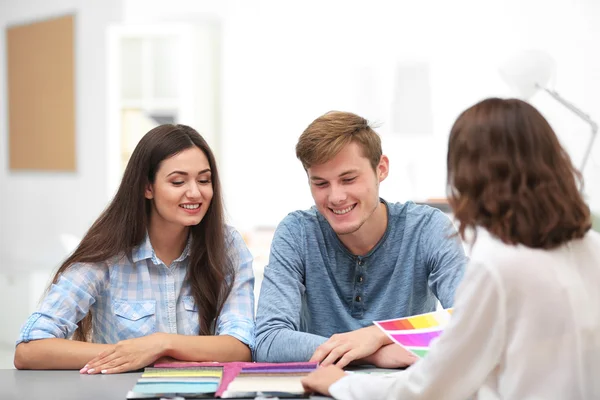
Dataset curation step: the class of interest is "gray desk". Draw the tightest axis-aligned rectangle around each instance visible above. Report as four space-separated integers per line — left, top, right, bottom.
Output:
0 369 333 400
0 369 141 400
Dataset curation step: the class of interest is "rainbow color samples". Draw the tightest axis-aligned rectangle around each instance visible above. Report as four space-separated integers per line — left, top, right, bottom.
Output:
375 308 453 358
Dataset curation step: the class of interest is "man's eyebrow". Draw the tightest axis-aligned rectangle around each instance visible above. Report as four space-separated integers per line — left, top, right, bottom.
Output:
166 168 211 177
339 169 358 177
309 169 359 181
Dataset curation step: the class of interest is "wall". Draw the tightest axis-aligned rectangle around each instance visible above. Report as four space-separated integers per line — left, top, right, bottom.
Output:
0 0 122 348
122 0 600 231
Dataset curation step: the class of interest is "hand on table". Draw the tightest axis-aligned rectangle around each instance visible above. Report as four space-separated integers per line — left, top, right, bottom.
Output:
81 333 169 374
309 325 389 368
301 365 347 397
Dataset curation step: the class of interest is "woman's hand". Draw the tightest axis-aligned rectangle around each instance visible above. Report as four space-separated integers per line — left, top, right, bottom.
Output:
301 365 347 397
81 333 170 374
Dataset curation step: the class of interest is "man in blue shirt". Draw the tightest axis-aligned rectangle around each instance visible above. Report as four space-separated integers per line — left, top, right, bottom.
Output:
254 111 467 367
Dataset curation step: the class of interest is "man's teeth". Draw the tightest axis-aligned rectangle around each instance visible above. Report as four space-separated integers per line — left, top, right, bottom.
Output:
332 205 354 215
181 204 200 210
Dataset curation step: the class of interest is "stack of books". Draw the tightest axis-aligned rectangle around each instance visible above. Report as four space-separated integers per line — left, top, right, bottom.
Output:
127 361 318 399
127 366 223 398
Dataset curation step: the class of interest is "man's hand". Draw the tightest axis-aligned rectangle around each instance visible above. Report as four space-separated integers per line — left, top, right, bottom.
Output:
81 333 170 374
365 343 418 368
301 365 346 397
309 325 390 368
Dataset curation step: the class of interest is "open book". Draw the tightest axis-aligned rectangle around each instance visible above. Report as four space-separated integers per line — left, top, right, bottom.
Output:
374 308 453 358
221 362 316 398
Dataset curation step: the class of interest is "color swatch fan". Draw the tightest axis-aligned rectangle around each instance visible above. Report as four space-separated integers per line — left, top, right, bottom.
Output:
374 308 452 358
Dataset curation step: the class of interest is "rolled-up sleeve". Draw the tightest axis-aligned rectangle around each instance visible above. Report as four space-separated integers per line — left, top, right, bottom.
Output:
16 262 107 345
215 228 255 349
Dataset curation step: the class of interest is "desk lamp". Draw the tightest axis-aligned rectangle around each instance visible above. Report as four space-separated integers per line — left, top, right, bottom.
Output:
499 50 598 173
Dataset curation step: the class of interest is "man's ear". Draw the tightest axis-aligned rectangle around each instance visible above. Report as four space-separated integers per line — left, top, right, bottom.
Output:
377 155 389 183
144 183 154 200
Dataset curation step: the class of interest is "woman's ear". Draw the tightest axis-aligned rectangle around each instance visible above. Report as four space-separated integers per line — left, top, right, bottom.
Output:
144 183 154 200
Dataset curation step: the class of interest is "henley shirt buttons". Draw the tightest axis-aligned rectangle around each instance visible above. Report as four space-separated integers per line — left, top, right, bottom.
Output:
355 295 362 302
357 276 364 283
357 259 364 266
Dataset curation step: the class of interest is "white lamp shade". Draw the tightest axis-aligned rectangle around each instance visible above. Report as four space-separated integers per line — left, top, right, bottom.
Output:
499 50 556 99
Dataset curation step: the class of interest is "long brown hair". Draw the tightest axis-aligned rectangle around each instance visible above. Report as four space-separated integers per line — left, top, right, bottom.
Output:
52 124 234 340
447 98 591 249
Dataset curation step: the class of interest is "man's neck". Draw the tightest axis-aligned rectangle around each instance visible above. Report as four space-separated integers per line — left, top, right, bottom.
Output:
338 202 388 256
147 220 189 266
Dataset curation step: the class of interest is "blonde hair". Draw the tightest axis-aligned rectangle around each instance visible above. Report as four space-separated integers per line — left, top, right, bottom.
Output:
296 111 382 170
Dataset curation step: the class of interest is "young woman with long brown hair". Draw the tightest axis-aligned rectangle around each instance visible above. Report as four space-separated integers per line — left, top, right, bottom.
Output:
14 124 255 373
302 98 600 399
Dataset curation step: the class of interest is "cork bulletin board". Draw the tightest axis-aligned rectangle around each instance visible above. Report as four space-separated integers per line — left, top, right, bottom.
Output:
6 14 76 171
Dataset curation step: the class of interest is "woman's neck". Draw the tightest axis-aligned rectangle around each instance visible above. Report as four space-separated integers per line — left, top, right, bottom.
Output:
147 221 189 267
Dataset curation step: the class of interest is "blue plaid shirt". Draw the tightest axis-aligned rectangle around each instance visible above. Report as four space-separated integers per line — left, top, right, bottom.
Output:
17 227 255 349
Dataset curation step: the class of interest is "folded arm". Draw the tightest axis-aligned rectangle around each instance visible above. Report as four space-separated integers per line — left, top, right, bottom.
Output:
81 333 251 374
14 338 111 370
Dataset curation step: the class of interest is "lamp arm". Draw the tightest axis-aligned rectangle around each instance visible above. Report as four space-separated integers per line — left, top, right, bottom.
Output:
540 86 598 172
581 125 598 174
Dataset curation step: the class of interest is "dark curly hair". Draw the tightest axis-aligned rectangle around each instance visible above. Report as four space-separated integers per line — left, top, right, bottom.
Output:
447 97 591 249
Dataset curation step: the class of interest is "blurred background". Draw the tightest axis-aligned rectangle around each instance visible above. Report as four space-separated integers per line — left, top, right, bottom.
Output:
1 0 600 368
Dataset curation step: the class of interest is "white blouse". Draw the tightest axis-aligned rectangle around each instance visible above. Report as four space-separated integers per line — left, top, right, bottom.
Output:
330 230 600 400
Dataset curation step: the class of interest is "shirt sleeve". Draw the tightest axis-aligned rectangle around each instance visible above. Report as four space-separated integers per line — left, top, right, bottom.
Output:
422 209 468 308
16 262 108 345
254 215 328 362
329 260 506 400
215 228 256 349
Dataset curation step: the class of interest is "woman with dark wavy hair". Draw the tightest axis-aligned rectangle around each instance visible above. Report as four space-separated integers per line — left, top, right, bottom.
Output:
302 98 600 399
14 124 255 373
